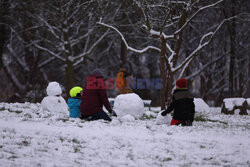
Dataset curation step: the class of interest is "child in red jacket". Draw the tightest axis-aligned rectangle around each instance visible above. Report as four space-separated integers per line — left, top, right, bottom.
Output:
80 69 117 121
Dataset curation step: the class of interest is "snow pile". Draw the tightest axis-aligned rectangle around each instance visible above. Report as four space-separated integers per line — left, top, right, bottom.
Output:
223 98 246 110
155 112 171 125
194 98 210 113
113 93 144 119
41 82 69 118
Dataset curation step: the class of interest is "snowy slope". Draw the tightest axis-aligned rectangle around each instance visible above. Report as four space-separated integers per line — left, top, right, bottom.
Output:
0 103 249 167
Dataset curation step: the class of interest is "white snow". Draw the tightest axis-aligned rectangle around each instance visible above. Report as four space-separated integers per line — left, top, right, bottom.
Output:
223 98 246 110
0 103 249 166
119 114 136 122
46 82 62 96
155 112 171 125
113 93 145 119
194 98 210 113
246 98 250 106
0 103 250 166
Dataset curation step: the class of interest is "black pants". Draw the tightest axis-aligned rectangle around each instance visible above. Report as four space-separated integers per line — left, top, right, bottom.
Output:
82 111 112 122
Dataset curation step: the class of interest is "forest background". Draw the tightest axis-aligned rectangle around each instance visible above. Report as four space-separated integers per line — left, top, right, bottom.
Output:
0 0 249 107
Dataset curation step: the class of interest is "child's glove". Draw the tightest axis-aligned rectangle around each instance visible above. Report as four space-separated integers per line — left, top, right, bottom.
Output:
161 110 168 116
109 110 117 117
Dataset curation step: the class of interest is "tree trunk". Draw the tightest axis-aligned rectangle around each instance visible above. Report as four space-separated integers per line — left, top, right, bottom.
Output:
228 0 236 97
0 25 6 69
0 0 9 69
160 37 166 110
165 72 173 106
62 19 75 96
65 60 75 96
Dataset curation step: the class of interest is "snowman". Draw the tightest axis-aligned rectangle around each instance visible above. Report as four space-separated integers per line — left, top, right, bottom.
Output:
41 82 69 118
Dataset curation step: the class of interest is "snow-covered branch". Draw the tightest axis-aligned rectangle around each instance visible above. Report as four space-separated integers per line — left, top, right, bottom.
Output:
174 0 224 35
2 54 26 91
186 53 226 80
34 44 65 62
38 57 56 68
36 15 62 42
173 15 237 77
149 29 174 40
73 29 109 66
97 22 161 53
165 43 175 64
7 44 30 72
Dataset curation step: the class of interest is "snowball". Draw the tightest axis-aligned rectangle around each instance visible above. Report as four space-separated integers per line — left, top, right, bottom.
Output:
223 98 246 110
41 96 69 117
46 82 62 96
113 93 144 119
194 98 210 113
156 112 171 125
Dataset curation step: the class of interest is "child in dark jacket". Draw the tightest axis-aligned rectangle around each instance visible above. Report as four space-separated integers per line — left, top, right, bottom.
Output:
161 78 195 126
68 86 83 118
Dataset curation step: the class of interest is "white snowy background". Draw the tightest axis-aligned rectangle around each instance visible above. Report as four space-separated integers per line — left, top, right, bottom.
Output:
0 100 249 167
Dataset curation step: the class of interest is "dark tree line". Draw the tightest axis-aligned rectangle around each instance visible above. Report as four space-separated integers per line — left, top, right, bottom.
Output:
0 0 249 106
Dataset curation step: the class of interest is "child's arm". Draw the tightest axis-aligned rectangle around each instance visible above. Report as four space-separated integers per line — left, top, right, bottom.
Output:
161 96 175 116
161 102 174 116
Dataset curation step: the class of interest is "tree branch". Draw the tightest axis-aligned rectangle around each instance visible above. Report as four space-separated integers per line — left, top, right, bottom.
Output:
97 22 161 53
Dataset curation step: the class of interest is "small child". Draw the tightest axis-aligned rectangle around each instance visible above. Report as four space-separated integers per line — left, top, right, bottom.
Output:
68 86 83 118
161 78 195 126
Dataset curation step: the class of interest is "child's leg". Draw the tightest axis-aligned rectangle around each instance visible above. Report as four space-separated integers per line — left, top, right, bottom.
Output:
91 111 112 122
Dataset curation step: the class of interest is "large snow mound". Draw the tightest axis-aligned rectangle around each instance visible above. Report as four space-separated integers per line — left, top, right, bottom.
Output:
46 81 62 96
194 98 210 113
113 93 144 119
223 98 246 110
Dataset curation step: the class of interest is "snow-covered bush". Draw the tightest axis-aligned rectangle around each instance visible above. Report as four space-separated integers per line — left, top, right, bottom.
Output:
113 93 144 119
221 98 248 115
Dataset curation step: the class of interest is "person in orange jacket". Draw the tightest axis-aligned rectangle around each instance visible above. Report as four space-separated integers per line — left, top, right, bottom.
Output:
116 63 133 94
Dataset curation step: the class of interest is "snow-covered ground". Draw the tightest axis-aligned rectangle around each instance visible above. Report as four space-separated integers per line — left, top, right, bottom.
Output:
0 102 249 167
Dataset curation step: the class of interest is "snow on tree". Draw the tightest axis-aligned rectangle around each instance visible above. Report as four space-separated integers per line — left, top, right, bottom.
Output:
30 0 114 94
98 0 244 109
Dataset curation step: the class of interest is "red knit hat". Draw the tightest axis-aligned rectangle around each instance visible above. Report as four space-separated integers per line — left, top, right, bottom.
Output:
176 78 187 88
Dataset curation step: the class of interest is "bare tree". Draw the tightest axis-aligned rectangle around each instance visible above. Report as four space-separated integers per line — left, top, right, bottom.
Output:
99 0 238 109
30 0 113 93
